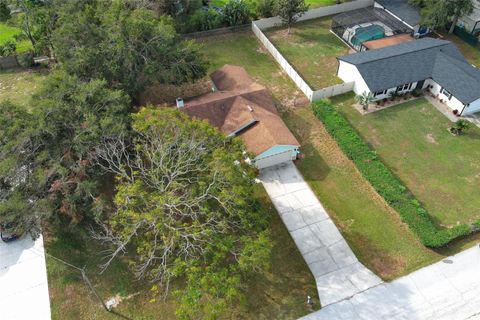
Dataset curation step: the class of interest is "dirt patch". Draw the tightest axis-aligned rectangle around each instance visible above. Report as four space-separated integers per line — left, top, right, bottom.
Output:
369 128 382 147
426 133 438 144
256 45 268 55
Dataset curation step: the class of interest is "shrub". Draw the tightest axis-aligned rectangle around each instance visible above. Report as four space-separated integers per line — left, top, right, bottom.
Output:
412 88 423 97
183 9 223 32
257 0 275 18
0 0 10 22
222 0 251 26
0 39 16 57
312 99 472 247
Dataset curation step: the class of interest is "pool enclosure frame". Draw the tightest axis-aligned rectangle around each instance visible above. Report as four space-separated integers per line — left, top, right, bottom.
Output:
331 8 412 51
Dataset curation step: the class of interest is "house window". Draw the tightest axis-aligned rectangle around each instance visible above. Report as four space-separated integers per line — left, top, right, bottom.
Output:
440 87 453 100
374 89 388 97
374 89 387 97
397 83 411 92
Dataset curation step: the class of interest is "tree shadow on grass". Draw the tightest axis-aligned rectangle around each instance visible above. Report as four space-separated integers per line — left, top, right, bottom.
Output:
237 207 320 319
282 108 331 181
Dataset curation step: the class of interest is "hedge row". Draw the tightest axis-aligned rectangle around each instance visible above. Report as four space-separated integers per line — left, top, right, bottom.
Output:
312 100 472 248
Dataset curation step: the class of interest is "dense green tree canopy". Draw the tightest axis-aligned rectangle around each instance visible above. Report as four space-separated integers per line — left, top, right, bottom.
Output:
273 0 308 33
52 1 207 100
93 108 271 319
0 72 131 236
409 0 474 33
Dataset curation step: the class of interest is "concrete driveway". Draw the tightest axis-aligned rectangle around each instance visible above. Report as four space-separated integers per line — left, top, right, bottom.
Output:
0 235 51 320
302 245 480 320
260 161 382 306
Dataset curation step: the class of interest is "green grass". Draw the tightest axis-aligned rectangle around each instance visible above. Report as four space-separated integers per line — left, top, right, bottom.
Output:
198 31 301 104
210 0 342 9
0 23 32 53
0 69 47 108
282 105 440 279
46 186 319 319
198 31 440 278
336 96 480 227
265 17 349 90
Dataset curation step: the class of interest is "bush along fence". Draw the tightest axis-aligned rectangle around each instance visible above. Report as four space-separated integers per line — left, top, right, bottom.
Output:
252 0 374 102
182 24 251 39
312 100 474 248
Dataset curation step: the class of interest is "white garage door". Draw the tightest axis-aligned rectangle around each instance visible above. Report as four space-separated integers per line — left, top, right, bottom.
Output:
255 150 293 169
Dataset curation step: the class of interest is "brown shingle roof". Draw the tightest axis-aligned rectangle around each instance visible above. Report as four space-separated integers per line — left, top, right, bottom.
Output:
182 65 299 156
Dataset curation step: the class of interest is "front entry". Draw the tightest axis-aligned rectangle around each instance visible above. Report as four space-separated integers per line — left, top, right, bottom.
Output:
416 80 425 90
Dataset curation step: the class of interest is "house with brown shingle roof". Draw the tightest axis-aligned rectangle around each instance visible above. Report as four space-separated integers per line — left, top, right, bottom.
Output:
181 65 300 169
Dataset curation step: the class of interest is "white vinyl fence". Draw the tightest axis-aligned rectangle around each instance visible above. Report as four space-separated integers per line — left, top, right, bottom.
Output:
312 82 355 100
252 23 313 100
252 0 374 101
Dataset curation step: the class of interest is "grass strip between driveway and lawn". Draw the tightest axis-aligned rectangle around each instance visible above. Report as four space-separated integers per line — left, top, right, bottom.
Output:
312 99 474 248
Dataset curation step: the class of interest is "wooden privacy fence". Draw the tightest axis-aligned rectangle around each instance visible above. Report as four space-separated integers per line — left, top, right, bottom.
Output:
252 0 374 101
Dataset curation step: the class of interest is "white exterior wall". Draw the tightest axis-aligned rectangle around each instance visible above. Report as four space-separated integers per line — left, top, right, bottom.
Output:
425 79 466 113
463 98 480 115
338 61 421 100
337 61 370 95
371 82 419 100
255 149 297 169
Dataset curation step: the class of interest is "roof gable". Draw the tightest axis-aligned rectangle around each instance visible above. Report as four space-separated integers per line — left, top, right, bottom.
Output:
338 38 480 103
375 0 420 27
182 66 299 155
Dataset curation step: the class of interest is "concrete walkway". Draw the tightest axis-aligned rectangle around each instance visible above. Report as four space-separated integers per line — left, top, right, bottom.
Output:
302 244 480 320
0 235 51 320
260 162 382 306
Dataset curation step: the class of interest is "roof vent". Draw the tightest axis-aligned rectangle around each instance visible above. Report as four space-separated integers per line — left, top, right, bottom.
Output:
247 105 253 112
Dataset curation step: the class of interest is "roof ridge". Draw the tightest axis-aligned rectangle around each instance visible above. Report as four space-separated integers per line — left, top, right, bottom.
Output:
353 40 451 65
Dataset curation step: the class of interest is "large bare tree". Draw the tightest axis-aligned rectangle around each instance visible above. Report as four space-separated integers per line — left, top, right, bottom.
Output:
91 108 271 318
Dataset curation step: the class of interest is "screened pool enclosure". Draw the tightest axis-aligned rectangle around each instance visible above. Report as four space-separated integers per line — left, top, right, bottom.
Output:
331 8 412 51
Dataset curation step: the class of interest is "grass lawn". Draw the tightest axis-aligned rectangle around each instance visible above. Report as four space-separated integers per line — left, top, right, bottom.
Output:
198 31 440 280
198 31 304 106
336 96 480 227
0 69 47 108
282 105 440 280
265 17 349 90
210 0 341 8
46 186 319 319
0 23 32 53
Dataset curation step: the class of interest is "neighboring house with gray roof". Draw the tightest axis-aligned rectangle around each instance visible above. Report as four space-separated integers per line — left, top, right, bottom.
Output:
337 38 480 116
374 0 429 36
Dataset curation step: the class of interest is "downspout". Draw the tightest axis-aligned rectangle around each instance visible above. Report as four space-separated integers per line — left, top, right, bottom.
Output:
460 103 469 116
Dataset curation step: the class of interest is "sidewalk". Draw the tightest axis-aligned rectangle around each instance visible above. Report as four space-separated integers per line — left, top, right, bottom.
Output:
0 235 51 320
260 162 382 307
301 244 480 320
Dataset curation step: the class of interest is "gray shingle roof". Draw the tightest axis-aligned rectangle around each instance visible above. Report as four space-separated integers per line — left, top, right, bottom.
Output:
338 38 480 104
375 0 421 27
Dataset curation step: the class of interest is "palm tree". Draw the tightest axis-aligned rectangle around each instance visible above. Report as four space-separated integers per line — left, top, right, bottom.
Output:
450 119 472 135
356 92 375 111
